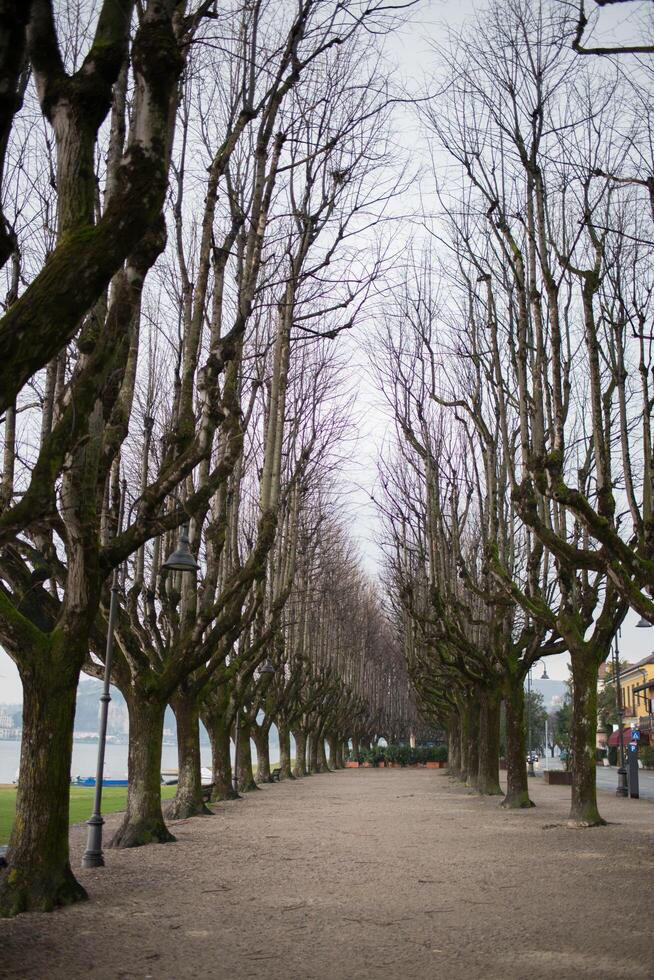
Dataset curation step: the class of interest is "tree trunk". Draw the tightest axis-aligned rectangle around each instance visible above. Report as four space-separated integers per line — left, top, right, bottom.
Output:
0 657 87 916
111 693 174 848
327 734 339 769
351 735 360 760
459 705 469 783
502 675 534 809
207 713 237 801
236 718 257 792
307 732 319 774
253 726 272 783
278 725 294 780
569 654 605 827
292 730 307 777
201 696 237 801
477 691 502 795
465 701 480 790
317 734 329 772
167 689 211 820
448 714 461 778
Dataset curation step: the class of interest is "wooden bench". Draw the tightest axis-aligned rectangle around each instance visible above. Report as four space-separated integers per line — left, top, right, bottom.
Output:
271 768 281 782
201 783 215 802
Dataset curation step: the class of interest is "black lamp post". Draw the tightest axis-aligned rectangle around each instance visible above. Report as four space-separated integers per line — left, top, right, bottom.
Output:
82 522 198 869
527 667 535 776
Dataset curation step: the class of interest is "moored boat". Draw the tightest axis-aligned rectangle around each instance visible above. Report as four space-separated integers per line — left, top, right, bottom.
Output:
71 775 129 787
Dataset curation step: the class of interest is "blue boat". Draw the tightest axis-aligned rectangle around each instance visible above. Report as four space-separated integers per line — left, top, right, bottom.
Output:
71 776 129 787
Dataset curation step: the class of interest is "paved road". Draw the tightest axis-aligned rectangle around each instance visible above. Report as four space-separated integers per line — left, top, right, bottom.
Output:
534 761 654 800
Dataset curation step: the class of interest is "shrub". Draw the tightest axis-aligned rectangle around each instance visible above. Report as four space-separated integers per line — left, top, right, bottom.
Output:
639 745 654 768
608 745 618 767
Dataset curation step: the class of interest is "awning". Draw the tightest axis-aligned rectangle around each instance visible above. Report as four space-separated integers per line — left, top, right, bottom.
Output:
607 728 650 747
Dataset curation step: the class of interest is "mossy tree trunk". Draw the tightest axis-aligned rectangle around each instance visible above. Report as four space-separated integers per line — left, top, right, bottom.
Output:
459 704 469 783
477 690 502 795
168 688 210 819
253 725 272 783
278 725 294 779
236 718 257 792
317 733 329 772
569 653 605 827
448 714 461 778
0 650 87 916
202 692 238 801
292 729 307 777
465 701 480 790
502 673 534 809
307 732 320 774
111 691 173 848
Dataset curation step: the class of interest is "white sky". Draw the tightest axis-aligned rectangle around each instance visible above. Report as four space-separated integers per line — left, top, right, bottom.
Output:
1 0 652 703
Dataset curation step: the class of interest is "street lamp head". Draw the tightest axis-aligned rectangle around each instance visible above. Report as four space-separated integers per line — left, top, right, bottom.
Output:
259 659 275 676
636 616 653 628
541 665 549 680
162 527 198 574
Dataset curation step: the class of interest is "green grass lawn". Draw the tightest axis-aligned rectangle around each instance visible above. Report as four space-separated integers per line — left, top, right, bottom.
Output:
0 785 177 846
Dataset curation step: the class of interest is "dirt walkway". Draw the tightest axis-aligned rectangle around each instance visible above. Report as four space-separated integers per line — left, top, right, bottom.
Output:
2 770 652 980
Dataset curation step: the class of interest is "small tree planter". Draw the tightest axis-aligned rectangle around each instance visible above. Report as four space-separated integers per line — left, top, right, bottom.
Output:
345 761 359 768
543 770 572 786
377 762 386 768
361 761 372 768
425 761 446 769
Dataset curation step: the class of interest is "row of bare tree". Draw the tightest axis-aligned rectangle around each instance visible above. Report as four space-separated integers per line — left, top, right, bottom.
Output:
376 0 653 826
0 0 416 917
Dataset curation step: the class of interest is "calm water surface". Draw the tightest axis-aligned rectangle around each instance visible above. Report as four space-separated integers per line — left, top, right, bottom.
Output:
0 739 278 784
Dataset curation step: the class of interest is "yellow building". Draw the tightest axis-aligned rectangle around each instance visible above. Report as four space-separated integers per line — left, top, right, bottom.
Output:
604 654 654 747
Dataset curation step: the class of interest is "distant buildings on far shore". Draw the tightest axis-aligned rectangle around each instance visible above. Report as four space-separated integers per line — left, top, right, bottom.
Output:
0 707 20 740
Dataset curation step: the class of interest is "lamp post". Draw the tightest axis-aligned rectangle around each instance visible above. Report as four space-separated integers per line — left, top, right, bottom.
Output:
612 634 628 798
82 521 198 868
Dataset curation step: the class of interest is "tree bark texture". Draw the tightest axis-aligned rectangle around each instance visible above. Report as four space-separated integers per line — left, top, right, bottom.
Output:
253 727 271 783
476 691 502 795
0 655 86 916
307 732 319 774
292 730 307 778
317 734 329 772
236 720 257 793
502 677 534 809
167 690 211 820
278 725 294 780
448 714 461 779
465 702 480 791
202 697 238 801
110 693 174 848
569 655 605 827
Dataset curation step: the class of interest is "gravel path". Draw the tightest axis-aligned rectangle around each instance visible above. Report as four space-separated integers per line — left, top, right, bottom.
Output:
2 769 652 980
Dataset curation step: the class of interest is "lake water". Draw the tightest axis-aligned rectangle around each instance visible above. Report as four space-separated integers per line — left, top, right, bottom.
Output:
0 738 280 785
